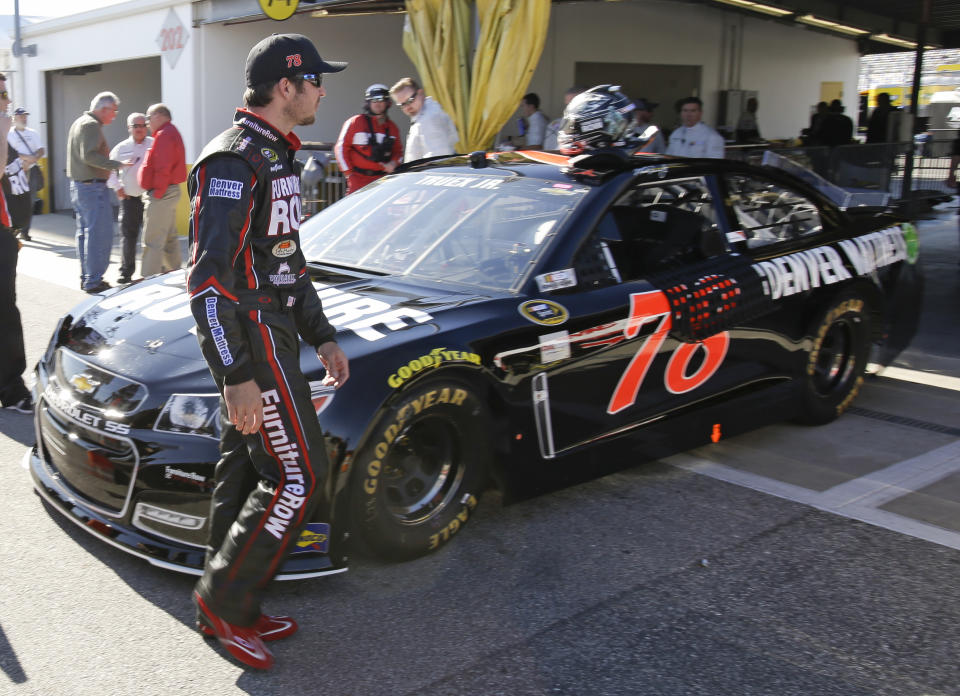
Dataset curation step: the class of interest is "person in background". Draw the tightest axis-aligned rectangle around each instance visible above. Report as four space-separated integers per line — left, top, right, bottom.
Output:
390 77 458 162
866 92 901 144
0 73 33 414
735 97 761 143
187 33 349 671
626 98 665 154
138 103 186 277
519 92 548 149
544 86 585 150
814 99 854 147
8 106 45 230
334 83 402 194
107 112 153 284
66 91 125 293
666 96 725 158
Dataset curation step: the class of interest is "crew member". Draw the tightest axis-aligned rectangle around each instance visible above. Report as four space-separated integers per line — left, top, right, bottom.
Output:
187 33 350 671
334 83 402 194
666 96 725 159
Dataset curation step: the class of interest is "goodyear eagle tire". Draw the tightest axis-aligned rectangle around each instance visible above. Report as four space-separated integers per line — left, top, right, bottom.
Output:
797 294 870 425
351 380 489 561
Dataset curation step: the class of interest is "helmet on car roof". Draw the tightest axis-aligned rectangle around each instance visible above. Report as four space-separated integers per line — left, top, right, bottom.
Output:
557 85 635 154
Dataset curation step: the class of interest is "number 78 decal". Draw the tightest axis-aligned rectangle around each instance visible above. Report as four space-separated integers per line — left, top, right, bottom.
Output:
607 290 729 414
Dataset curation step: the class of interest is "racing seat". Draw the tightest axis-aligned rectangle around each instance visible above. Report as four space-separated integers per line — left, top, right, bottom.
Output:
635 204 724 270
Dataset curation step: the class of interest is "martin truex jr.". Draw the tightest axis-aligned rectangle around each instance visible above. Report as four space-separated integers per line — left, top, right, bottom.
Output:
28 148 922 579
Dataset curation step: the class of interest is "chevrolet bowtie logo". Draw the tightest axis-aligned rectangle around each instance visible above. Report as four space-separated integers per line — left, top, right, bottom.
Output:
70 374 99 394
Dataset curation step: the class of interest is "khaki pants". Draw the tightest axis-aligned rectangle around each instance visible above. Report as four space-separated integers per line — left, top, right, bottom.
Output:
141 185 182 277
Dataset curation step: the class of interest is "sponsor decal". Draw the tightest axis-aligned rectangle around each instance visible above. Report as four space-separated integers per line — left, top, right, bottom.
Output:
44 384 131 435
237 136 252 152
535 269 577 292
308 381 335 416
387 348 481 388
269 262 297 286
634 165 669 178
518 299 569 326
208 177 243 200
261 148 279 163
269 163 283 172
135 503 204 530
261 389 310 541
70 374 100 394
315 284 434 341
268 174 302 236
538 330 570 364
726 230 747 243
751 227 907 301
902 223 919 264
238 117 279 142
204 296 234 366
649 209 667 222
164 466 207 487
272 239 297 257
419 174 502 190
291 522 330 554
538 187 578 196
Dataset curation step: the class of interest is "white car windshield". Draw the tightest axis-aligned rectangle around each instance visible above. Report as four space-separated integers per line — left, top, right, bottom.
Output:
300 171 588 291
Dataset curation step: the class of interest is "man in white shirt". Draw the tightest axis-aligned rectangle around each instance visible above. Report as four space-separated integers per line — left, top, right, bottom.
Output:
9 107 45 221
666 97 726 159
107 112 153 283
520 93 548 149
544 86 585 151
627 98 666 154
390 77 458 162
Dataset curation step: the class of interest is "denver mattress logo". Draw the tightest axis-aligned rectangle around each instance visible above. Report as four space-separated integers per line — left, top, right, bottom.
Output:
208 178 243 200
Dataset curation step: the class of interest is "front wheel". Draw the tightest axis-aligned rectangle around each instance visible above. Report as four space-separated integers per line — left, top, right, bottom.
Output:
796 294 870 425
350 380 490 560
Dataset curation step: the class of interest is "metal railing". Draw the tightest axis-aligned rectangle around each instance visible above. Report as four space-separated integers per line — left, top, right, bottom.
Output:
724 141 956 201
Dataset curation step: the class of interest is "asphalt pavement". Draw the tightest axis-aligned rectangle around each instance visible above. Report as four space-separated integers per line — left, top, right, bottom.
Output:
0 202 958 695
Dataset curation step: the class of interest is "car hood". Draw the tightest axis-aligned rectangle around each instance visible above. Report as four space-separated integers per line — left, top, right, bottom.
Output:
62 272 500 376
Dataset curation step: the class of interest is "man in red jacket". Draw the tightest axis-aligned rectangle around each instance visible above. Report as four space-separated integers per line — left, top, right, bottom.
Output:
334 84 402 194
138 102 186 276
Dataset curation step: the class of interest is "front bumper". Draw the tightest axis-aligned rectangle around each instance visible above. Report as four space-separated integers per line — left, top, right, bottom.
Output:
28 399 349 581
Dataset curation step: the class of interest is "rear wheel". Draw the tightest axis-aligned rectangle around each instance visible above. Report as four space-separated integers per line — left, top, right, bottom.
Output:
351 380 489 560
797 294 870 425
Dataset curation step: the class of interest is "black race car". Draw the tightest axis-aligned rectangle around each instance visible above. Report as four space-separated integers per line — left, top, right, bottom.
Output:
28 149 922 579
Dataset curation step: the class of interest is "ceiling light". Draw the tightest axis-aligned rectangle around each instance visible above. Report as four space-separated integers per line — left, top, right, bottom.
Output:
796 14 869 36
712 0 793 17
869 33 917 49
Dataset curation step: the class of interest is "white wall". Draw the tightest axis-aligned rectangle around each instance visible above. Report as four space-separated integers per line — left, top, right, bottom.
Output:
529 0 859 141
197 13 418 150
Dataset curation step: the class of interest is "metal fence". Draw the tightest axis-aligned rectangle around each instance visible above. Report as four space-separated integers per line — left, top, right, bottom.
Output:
724 141 955 201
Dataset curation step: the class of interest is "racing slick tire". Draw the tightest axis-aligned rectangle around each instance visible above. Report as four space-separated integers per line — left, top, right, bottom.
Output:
350 380 490 561
796 293 871 425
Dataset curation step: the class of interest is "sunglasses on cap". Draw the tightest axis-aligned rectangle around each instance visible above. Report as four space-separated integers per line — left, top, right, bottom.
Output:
297 73 323 88
0 91 8 100
395 93 417 108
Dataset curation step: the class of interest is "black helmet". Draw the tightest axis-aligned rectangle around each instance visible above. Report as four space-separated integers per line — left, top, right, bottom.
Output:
365 83 391 102
557 85 635 154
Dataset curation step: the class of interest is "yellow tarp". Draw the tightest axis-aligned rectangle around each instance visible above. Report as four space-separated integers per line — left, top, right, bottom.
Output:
403 0 551 152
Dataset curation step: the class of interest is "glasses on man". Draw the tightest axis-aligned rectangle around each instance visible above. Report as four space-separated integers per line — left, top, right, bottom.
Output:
395 93 417 108
369 98 388 103
131 124 147 128
298 73 323 88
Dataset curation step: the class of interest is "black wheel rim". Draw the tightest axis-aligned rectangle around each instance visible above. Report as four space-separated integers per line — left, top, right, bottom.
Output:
381 415 465 525
812 319 856 396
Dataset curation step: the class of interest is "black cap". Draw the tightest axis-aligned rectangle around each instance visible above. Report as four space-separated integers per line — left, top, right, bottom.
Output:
634 98 658 111
13 107 28 115
245 33 347 87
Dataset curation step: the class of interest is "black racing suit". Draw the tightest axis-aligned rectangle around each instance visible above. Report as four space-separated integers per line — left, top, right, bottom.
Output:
187 109 337 626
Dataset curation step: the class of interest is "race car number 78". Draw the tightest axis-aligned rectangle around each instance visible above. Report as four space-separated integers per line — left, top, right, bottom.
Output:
607 290 730 414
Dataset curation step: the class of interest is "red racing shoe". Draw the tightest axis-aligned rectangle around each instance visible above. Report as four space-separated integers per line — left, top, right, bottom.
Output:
198 612 298 641
194 592 274 670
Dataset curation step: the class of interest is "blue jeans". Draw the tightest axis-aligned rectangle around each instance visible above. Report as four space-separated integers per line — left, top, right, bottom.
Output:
71 180 115 290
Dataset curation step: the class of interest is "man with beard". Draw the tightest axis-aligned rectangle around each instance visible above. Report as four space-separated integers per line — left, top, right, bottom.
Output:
186 34 350 670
